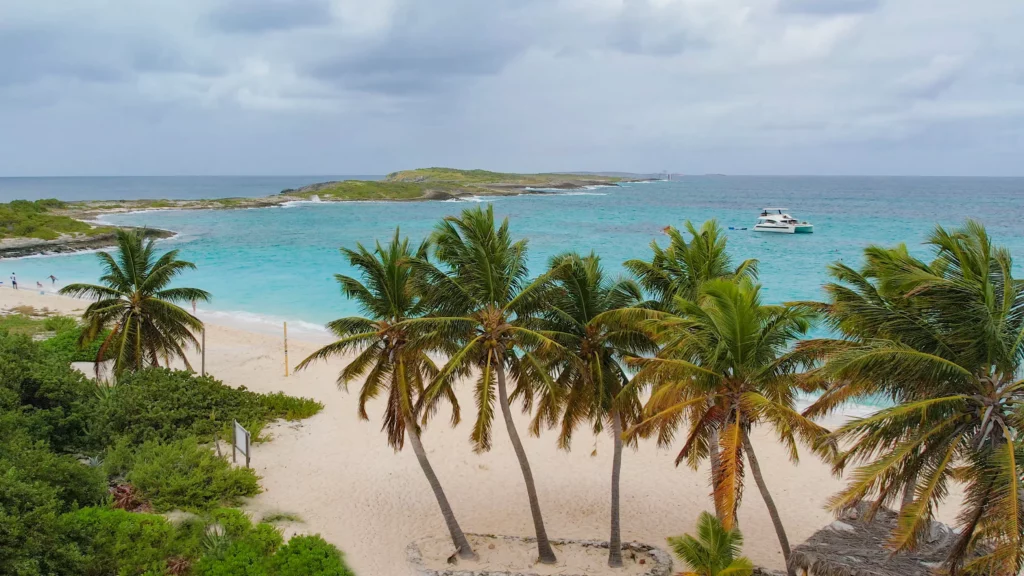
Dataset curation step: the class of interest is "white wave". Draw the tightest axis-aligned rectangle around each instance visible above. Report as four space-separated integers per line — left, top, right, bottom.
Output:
198 308 331 341
442 196 496 203
556 191 608 196
280 195 325 208
2 247 109 260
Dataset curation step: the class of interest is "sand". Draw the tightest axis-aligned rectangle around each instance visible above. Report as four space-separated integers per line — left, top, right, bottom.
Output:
0 286 962 576
414 535 657 575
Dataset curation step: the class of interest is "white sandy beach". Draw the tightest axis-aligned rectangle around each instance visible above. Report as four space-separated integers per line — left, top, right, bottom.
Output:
0 287 961 576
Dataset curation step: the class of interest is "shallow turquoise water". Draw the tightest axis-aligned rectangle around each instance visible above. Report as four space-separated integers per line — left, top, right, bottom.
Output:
7 176 1024 339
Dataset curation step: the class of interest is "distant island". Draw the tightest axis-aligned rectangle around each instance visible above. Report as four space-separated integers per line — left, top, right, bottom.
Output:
0 168 652 258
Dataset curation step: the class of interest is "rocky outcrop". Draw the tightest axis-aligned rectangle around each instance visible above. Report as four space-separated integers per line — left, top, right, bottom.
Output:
0 228 175 259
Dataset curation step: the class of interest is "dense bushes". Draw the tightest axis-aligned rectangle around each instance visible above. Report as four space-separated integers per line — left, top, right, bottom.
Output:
91 368 322 445
192 510 354 576
0 332 100 453
271 535 354 576
0 198 111 240
40 325 113 363
0 331 348 575
62 507 184 576
104 437 261 512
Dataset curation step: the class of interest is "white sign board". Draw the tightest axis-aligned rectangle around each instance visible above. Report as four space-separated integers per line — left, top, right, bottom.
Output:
232 420 251 468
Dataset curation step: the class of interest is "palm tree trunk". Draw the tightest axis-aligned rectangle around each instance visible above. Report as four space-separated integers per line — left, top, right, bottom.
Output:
403 411 478 560
742 432 795 576
900 472 918 514
496 365 557 564
608 409 624 567
709 426 725 521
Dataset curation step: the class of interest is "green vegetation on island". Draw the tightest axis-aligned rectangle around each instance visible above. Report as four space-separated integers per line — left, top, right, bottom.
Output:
283 167 627 201
0 199 115 241
1 168 638 257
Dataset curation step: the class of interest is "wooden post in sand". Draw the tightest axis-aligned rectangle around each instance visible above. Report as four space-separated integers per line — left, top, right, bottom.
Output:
283 322 289 377
201 328 206 377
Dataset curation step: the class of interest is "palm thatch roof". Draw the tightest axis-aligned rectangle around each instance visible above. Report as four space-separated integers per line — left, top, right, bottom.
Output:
789 502 957 576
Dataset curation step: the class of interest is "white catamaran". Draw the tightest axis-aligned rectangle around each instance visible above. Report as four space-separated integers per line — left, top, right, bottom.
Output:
753 208 814 234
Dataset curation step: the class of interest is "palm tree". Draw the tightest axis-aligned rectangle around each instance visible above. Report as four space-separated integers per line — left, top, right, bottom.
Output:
623 220 759 521
624 220 757 309
668 511 754 576
800 221 1024 575
59 229 209 377
537 252 656 567
625 279 828 576
294 231 476 560
413 205 561 564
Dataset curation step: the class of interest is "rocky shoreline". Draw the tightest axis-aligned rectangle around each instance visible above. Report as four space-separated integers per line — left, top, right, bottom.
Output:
0 228 175 259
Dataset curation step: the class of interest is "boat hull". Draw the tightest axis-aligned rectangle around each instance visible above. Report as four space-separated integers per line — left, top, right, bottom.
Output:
753 225 814 234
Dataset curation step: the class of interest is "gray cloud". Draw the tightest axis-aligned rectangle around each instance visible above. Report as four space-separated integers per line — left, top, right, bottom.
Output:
777 0 882 15
0 0 1021 176
207 0 333 34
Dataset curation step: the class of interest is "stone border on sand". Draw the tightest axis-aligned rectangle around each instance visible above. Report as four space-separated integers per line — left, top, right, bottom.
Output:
406 534 673 576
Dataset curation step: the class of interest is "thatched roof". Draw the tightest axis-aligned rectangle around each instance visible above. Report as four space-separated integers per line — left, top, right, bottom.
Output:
789 502 957 576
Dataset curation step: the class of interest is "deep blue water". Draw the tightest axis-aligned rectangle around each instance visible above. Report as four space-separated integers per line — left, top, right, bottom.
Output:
5 176 1024 339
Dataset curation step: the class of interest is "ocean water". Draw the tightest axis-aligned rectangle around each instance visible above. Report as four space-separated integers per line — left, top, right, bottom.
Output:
5 176 1024 341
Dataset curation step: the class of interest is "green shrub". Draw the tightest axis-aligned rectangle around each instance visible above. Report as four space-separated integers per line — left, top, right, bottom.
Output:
42 316 79 334
92 368 322 446
0 332 100 453
271 535 354 576
104 437 261 512
194 510 283 576
0 422 106 511
0 462 85 575
41 326 113 363
61 507 179 576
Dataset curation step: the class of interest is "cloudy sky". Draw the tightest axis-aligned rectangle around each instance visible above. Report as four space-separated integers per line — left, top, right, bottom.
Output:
1 0 1021 176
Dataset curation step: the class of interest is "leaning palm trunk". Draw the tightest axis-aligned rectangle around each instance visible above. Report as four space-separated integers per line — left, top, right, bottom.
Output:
708 426 725 522
608 409 624 567
403 410 477 560
742 433 795 576
496 366 557 563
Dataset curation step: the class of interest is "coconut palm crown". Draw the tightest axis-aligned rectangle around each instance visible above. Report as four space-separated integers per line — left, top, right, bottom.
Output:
625 279 828 576
668 511 754 576
536 251 656 566
59 229 209 376
800 220 1024 575
624 220 757 309
295 230 476 560
411 205 562 564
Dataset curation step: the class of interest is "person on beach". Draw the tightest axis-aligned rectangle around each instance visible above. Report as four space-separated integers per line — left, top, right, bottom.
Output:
191 299 197 314
48 275 58 285
10 274 17 290
36 282 43 290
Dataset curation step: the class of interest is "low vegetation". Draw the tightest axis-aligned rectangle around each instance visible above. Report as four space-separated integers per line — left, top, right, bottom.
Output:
0 199 114 241
386 167 620 185
669 512 753 576
91 368 323 445
0 328 348 575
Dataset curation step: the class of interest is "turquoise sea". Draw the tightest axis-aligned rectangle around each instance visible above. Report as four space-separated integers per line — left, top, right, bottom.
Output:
4 176 1024 340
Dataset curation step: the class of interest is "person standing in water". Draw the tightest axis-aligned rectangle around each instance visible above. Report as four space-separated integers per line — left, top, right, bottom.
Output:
10 274 17 290
48 275 58 285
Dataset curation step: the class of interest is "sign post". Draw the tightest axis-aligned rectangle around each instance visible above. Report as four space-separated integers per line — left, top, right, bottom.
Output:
201 328 206 377
232 420 251 468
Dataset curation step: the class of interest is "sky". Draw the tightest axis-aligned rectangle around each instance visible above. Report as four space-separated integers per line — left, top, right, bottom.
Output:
1 0 1022 177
